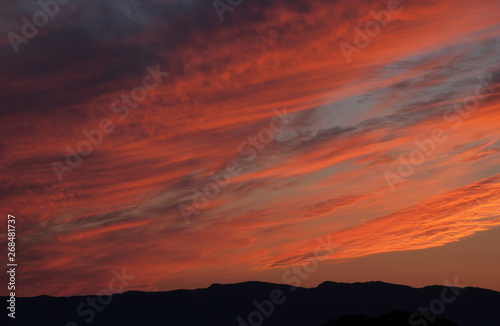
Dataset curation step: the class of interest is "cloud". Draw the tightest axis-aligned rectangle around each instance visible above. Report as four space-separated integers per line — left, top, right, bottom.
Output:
1 0 500 296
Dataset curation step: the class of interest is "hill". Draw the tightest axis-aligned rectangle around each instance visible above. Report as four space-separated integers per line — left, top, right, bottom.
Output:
2 281 500 325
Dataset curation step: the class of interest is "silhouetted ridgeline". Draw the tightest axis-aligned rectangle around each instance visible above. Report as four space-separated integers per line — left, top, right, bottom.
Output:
2 281 500 326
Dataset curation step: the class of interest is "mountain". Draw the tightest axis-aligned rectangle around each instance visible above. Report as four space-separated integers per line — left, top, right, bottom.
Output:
2 281 500 326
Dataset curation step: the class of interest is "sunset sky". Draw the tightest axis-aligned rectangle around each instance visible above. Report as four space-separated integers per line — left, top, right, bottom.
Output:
1 0 500 297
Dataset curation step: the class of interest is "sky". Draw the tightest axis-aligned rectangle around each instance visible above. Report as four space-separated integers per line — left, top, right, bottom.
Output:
0 0 499 297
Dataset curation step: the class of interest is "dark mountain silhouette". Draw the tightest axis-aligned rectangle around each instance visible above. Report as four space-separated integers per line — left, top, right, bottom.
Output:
324 310 458 326
2 281 500 326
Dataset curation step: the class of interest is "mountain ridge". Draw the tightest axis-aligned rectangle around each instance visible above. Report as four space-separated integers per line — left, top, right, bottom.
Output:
2 280 499 326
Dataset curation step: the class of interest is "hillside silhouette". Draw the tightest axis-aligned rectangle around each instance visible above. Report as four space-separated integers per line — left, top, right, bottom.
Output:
2 281 500 325
324 310 458 326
